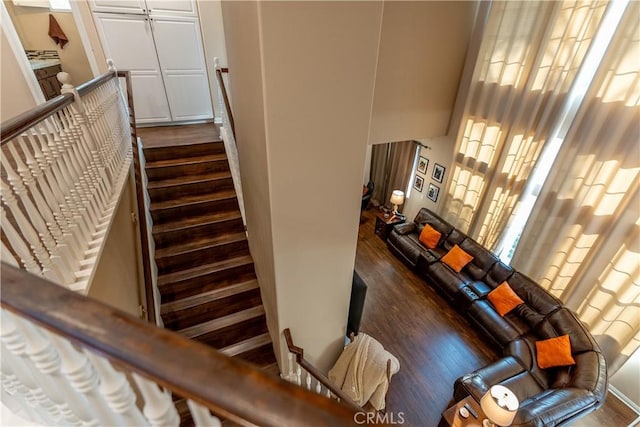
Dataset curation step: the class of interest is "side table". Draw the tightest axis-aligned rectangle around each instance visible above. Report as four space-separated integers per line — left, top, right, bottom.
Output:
439 396 485 427
374 212 404 242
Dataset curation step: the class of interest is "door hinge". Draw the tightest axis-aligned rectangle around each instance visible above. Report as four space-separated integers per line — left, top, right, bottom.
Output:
131 212 138 224
139 305 147 320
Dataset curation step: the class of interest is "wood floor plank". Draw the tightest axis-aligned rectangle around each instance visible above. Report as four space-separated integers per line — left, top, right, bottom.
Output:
355 208 638 426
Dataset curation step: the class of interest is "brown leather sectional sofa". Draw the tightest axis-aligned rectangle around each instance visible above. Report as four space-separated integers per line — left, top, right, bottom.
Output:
387 208 607 426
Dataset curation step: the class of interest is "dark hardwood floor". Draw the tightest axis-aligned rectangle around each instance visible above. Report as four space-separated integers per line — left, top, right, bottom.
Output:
354 208 638 427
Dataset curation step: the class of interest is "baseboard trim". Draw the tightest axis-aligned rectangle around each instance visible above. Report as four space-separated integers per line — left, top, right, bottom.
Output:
137 119 215 128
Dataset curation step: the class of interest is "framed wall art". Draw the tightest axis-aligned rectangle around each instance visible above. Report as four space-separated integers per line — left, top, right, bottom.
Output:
427 183 440 202
432 163 446 183
413 175 424 192
417 156 429 174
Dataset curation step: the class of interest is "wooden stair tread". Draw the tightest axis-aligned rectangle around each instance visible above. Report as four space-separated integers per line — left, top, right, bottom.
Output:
161 279 259 314
150 189 237 211
146 152 227 169
153 210 242 234
158 255 254 287
178 305 265 340
147 171 231 189
155 232 247 259
220 333 273 358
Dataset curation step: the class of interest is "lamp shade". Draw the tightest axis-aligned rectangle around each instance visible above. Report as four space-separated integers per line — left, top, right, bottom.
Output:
480 385 519 426
390 190 405 206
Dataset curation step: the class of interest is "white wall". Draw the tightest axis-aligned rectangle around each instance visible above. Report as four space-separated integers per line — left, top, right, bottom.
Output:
368 1 476 144
88 172 144 317
196 0 227 121
220 0 282 364
1 3 39 120
222 1 384 372
403 136 455 220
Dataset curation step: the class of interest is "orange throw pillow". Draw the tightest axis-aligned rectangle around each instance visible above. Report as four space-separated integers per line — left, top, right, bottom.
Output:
536 335 576 369
419 224 441 249
441 245 474 273
488 282 524 316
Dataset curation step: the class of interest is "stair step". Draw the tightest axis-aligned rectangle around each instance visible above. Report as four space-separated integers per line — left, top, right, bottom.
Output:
221 333 276 367
161 279 259 314
146 152 228 169
146 153 230 181
150 190 239 225
161 280 262 330
153 211 244 248
155 232 249 274
144 141 225 163
180 305 264 338
158 255 256 301
147 172 234 203
179 306 267 349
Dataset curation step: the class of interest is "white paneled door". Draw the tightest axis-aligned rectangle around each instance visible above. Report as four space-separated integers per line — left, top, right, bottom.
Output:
89 0 147 14
93 13 172 123
145 0 196 16
151 16 212 121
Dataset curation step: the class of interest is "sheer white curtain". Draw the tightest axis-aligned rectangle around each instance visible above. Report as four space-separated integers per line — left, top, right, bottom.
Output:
512 0 640 372
442 1 608 249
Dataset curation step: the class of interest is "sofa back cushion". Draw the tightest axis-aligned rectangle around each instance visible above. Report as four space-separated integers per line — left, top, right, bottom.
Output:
508 272 562 316
442 229 466 251
414 208 454 238
459 237 498 281
485 261 514 288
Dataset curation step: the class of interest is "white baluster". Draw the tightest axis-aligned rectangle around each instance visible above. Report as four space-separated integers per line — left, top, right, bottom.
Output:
1 312 81 425
84 352 148 426
315 378 322 395
295 364 302 386
1 341 59 423
132 373 180 427
326 387 331 398
305 371 312 391
48 334 124 426
187 400 222 427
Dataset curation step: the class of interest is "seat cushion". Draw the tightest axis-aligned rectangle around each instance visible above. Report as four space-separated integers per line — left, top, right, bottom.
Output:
425 261 473 300
387 231 424 266
467 300 522 346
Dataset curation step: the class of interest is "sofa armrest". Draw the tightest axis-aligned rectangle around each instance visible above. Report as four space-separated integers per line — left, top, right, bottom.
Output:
514 389 600 427
394 222 416 235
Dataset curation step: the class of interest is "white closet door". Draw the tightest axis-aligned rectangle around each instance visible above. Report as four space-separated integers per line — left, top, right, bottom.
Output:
152 16 213 121
93 13 172 123
146 0 196 16
89 0 147 14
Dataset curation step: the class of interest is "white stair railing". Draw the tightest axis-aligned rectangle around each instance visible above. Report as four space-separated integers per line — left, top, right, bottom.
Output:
1 264 357 426
0 63 132 293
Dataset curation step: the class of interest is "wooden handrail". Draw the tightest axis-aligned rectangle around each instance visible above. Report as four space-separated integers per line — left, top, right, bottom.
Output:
77 70 117 97
215 67 235 138
283 328 361 410
1 93 74 144
1 263 358 426
1 70 118 144
117 70 156 324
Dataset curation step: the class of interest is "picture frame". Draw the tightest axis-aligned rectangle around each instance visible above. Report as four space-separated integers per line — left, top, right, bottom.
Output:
427 183 440 202
432 163 446 183
413 175 424 192
417 156 429 174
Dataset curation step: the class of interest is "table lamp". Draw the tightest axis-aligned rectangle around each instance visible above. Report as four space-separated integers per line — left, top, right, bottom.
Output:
480 385 519 427
390 190 405 214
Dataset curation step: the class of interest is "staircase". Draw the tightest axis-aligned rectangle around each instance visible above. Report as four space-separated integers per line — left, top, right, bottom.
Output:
143 128 277 377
